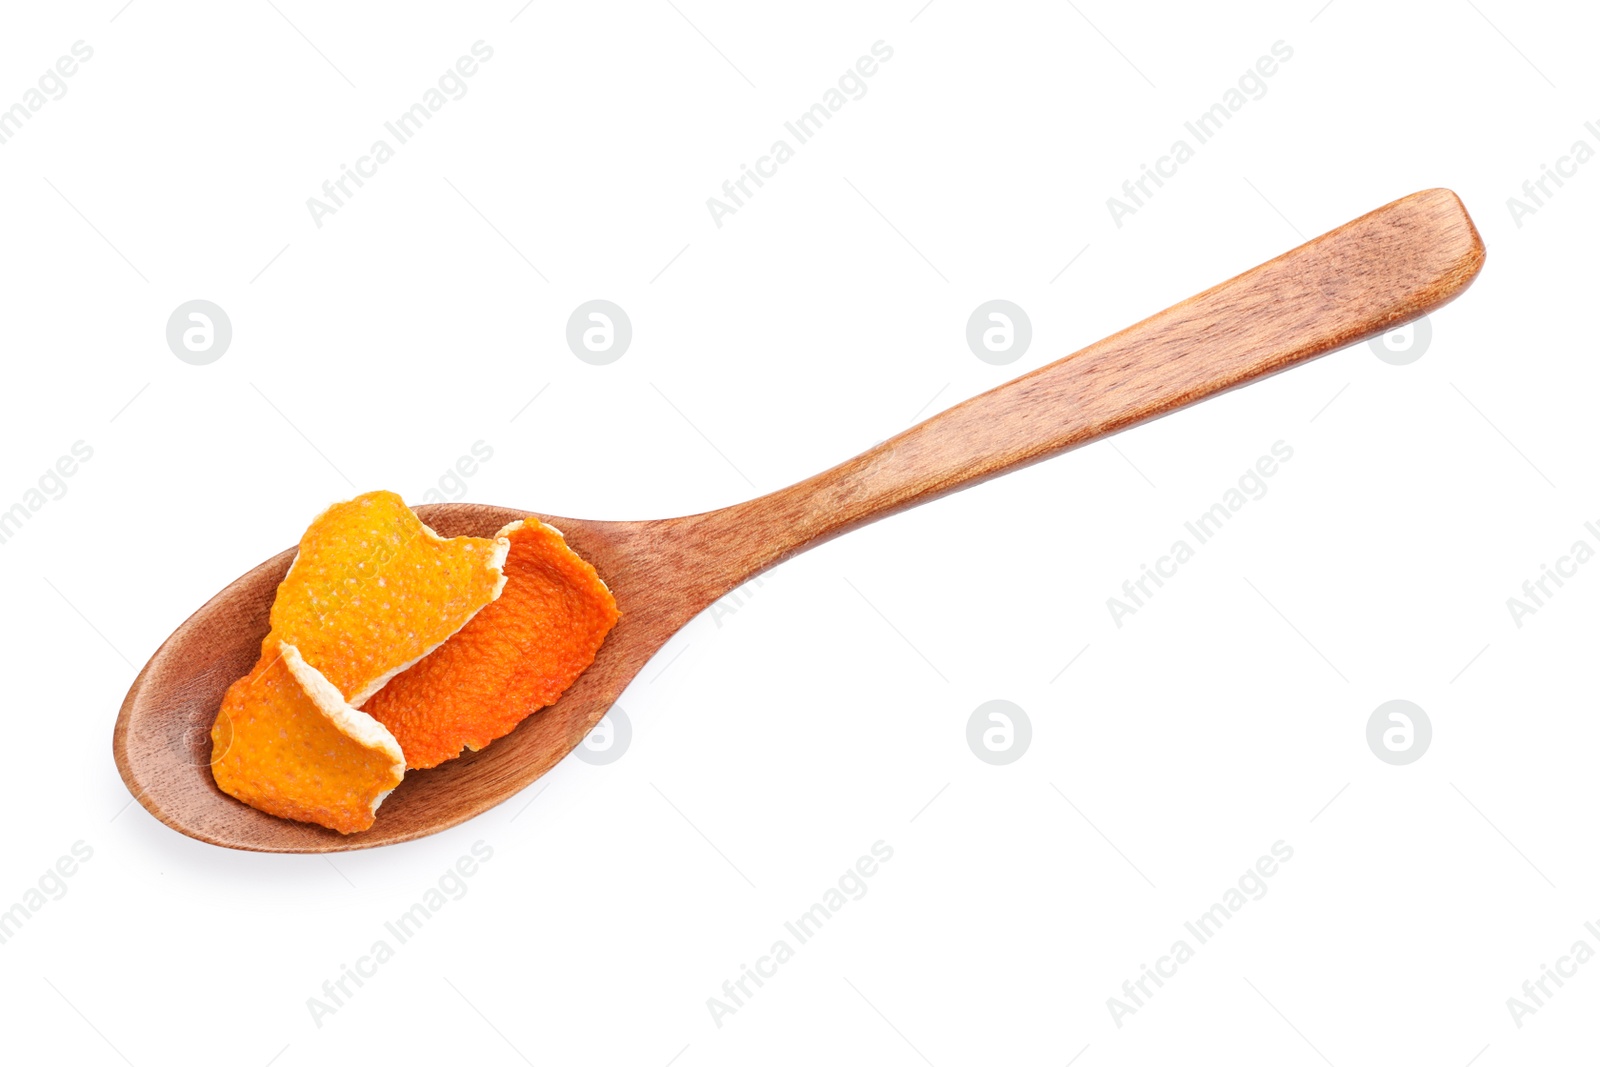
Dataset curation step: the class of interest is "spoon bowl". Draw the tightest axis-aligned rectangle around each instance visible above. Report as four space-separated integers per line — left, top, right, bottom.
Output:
114 504 713 851
114 189 1487 851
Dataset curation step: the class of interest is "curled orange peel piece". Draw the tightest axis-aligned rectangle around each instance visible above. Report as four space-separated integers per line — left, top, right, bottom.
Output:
266 490 509 706
364 518 620 769
211 643 405 834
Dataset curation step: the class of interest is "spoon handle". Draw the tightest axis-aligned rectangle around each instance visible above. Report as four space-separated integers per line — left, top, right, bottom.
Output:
706 188 1484 582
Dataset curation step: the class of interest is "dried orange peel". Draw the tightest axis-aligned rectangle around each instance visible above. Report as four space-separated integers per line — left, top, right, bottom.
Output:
209 496 617 832
210 491 513 833
364 518 619 769
267 490 509 706
211 643 405 834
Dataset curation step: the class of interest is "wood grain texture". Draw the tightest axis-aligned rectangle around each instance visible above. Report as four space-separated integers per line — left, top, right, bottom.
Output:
113 189 1485 851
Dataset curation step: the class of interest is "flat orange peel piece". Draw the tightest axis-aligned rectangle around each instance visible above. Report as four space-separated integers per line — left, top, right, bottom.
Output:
211 643 406 834
364 518 620 769
267 490 510 706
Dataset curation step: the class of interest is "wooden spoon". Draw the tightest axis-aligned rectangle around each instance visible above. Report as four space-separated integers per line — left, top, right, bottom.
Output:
114 189 1485 852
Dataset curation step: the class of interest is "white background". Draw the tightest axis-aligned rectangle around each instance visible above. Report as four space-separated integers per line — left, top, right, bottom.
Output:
0 1 1594 1063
